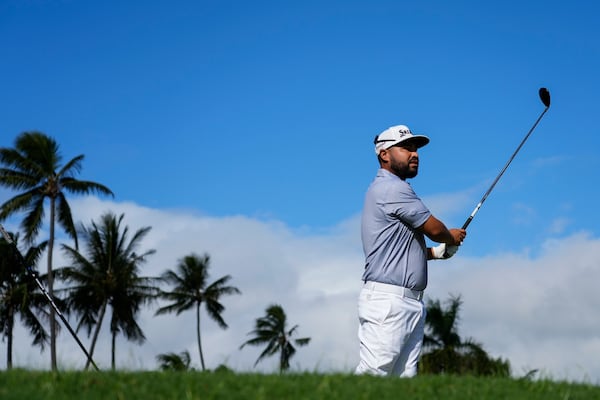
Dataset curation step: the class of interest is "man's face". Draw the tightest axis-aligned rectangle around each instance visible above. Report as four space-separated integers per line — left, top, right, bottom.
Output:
380 142 420 179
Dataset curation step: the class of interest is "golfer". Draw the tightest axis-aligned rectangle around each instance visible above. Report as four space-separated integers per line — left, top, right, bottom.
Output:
355 124 466 377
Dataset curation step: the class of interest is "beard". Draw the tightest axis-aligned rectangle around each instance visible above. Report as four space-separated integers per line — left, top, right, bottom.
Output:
390 158 418 179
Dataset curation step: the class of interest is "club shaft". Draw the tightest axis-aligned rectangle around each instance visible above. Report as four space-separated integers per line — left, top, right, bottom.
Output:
462 106 549 230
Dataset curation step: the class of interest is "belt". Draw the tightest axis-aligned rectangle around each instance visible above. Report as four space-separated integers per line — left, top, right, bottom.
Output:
363 281 424 301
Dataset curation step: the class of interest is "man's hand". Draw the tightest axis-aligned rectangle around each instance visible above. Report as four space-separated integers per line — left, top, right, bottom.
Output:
449 228 467 246
444 244 459 258
431 243 459 260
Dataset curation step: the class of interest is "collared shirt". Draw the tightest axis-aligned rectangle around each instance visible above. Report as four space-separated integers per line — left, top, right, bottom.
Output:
360 169 431 290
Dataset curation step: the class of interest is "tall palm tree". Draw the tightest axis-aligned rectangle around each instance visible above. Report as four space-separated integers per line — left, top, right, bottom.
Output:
155 253 241 371
0 231 49 369
0 131 113 370
57 212 157 370
240 304 310 373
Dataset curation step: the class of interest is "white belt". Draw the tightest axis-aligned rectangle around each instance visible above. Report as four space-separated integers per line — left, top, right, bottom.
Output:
363 281 424 301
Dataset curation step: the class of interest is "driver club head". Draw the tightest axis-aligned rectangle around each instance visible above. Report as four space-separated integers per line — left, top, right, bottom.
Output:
539 87 551 108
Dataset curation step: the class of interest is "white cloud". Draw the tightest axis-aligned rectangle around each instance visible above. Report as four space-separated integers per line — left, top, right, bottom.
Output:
530 155 569 170
422 188 478 220
6 197 600 383
547 217 572 234
510 202 537 226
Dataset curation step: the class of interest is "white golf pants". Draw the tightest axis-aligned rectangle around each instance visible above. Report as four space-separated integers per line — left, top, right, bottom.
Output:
355 283 426 377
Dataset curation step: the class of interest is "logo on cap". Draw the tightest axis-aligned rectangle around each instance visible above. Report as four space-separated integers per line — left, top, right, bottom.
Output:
397 127 412 137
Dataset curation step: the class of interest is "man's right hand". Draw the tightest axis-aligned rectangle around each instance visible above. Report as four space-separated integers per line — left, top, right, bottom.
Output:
449 228 466 246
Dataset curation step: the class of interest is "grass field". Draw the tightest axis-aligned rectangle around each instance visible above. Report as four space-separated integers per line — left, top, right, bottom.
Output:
1 370 599 400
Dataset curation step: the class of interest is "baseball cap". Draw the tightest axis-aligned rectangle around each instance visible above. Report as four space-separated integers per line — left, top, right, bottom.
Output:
374 125 430 155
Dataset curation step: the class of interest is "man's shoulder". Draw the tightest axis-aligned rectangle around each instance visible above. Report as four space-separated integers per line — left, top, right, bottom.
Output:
372 169 411 191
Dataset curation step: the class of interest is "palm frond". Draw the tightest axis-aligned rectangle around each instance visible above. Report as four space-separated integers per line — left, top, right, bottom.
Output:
60 178 114 197
253 339 279 367
294 337 310 346
56 154 84 177
56 193 78 246
0 168 39 190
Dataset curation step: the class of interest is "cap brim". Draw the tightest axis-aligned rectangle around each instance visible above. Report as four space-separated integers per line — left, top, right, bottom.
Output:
400 135 430 148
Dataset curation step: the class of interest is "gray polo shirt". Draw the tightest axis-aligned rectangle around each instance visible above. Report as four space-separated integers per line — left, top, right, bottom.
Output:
361 168 431 290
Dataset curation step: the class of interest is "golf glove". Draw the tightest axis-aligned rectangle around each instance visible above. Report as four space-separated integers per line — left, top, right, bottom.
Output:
431 243 459 259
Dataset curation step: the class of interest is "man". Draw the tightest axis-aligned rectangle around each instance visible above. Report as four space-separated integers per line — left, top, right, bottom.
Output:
355 124 466 377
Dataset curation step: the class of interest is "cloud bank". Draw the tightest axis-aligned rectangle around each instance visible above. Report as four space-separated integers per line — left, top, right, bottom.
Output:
7 197 599 383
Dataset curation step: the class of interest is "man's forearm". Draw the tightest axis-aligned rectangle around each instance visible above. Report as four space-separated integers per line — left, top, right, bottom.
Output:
419 215 455 243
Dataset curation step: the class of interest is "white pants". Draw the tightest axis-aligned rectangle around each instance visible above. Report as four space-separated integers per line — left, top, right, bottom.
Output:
355 283 426 377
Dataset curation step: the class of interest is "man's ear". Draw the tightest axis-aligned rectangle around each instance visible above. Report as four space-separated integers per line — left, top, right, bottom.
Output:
378 149 389 164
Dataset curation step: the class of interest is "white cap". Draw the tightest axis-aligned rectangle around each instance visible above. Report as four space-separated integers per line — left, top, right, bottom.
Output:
374 125 430 155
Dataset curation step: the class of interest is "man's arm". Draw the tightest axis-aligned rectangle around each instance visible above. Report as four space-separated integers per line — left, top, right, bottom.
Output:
417 215 466 260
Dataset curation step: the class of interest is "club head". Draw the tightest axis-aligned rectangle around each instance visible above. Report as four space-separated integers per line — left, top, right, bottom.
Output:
539 87 551 108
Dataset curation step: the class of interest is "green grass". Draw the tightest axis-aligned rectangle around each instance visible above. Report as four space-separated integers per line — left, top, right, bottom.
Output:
0 370 598 400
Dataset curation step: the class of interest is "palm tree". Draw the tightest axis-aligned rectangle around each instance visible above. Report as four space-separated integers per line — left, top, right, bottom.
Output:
240 304 310 373
0 131 113 370
155 253 241 371
0 231 49 369
156 350 192 371
423 294 464 351
57 212 157 370
421 294 510 376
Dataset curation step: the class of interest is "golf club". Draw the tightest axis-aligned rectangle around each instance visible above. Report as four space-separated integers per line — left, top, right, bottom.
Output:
444 88 551 257
0 223 100 371
463 87 551 230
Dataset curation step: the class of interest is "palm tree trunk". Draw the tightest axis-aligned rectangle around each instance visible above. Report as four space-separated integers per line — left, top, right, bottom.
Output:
111 330 116 370
279 339 285 374
48 197 57 371
85 301 107 370
7 309 13 369
196 302 205 371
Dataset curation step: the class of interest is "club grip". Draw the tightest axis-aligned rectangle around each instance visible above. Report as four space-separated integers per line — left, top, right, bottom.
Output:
462 216 473 230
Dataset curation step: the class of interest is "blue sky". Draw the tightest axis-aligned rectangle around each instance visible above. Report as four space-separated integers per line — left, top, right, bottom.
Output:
2 1 600 382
